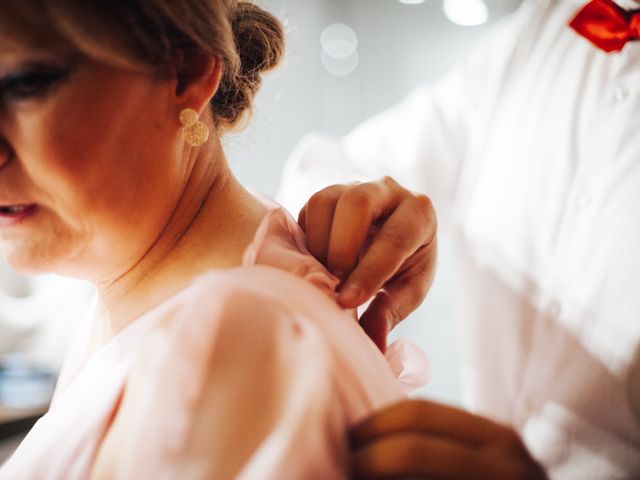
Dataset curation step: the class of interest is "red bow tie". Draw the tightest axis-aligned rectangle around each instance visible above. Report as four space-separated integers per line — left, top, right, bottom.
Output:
570 0 640 52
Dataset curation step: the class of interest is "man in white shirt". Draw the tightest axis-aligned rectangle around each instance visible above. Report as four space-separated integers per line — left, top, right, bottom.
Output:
279 0 640 477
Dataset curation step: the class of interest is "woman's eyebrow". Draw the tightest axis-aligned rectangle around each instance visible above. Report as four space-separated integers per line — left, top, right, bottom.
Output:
0 50 72 75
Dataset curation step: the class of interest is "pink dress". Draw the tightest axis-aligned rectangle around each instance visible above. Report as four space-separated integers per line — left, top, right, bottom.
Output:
0 205 428 479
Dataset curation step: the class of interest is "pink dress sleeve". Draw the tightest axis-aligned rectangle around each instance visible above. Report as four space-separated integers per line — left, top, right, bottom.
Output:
104 273 361 479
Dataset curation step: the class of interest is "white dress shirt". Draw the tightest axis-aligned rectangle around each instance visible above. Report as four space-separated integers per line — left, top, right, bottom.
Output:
278 0 640 477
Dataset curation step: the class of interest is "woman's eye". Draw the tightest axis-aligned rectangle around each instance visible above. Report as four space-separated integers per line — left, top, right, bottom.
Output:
1 68 71 102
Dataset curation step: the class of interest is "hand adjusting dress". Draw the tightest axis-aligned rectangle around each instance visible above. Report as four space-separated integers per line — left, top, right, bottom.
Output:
0 201 428 480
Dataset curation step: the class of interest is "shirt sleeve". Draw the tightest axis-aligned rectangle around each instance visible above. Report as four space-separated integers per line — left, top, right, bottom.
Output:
97 275 350 480
276 2 536 222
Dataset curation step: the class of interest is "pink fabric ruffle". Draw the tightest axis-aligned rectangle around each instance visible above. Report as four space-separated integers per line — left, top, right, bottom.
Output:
384 339 431 394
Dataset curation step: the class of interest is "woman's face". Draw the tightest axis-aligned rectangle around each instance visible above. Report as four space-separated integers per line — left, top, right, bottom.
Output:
0 47 187 279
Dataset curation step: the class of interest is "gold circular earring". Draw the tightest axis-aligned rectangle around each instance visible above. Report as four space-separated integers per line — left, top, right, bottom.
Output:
179 108 209 147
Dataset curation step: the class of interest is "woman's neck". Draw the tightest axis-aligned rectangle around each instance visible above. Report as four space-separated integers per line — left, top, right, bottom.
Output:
92 140 269 346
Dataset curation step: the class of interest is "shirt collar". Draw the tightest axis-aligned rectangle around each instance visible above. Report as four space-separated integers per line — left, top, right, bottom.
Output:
614 0 640 9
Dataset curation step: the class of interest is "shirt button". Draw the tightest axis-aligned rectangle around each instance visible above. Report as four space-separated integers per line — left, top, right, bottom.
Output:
547 301 562 319
614 85 629 102
575 191 592 210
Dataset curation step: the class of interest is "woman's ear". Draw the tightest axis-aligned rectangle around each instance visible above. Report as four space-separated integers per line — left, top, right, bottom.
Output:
174 49 223 114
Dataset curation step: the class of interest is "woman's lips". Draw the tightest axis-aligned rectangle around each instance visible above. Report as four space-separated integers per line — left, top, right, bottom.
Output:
0 204 38 227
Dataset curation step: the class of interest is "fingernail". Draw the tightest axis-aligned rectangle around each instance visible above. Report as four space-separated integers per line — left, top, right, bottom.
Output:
339 284 362 305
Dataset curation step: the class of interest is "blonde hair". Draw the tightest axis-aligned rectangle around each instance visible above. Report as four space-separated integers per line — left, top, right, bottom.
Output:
0 0 285 131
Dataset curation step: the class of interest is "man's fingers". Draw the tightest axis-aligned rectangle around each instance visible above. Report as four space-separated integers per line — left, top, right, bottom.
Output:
297 204 307 230
351 402 549 480
359 240 437 349
351 432 496 480
350 399 517 449
299 178 439 346
327 180 403 278
302 186 345 264
357 296 392 353
338 195 436 308
358 274 429 352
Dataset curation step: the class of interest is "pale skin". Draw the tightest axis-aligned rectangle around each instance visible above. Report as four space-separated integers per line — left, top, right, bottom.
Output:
0 41 544 478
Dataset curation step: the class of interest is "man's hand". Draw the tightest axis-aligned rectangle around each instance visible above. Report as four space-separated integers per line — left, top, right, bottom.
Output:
350 399 548 480
299 177 437 351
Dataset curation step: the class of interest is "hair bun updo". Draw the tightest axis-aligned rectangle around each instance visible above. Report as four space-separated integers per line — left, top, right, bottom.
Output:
212 1 285 131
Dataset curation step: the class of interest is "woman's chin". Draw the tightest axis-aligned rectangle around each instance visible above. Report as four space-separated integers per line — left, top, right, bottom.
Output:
1 256 46 276
0 243 63 276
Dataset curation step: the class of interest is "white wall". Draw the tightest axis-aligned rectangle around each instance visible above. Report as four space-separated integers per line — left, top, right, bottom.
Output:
230 0 522 195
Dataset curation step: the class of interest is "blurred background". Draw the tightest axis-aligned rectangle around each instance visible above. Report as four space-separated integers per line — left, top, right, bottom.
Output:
0 0 522 462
